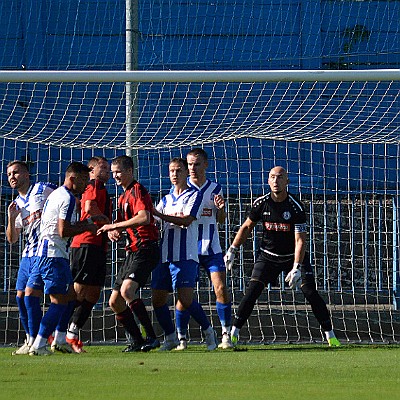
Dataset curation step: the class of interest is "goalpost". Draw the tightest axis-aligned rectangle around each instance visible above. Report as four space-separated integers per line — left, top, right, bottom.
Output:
0 69 399 346
0 0 400 346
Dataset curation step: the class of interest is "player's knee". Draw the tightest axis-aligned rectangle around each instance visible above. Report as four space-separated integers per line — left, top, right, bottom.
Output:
152 289 169 308
300 280 318 299
243 280 264 304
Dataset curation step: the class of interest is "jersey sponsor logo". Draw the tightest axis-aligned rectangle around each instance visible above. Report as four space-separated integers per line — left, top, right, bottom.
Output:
166 212 184 217
282 211 291 220
201 208 212 217
264 222 290 231
22 209 42 227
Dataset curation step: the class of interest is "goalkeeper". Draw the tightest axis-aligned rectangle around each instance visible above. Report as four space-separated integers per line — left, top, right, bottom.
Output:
224 166 340 347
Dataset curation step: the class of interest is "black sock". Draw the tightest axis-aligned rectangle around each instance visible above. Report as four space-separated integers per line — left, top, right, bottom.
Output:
129 298 156 338
116 307 143 343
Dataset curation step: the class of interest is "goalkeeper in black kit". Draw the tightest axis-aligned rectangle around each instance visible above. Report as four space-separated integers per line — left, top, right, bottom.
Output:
224 166 341 347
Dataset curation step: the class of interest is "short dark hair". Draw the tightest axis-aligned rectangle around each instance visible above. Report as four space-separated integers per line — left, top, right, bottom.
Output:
7 160 29 172
187 147 208 161
66 162 91 175
111 155 134 171
88 156 108 169
170 157 188 169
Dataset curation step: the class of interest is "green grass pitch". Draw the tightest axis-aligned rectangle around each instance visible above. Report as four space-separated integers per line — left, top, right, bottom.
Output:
1 344 399 400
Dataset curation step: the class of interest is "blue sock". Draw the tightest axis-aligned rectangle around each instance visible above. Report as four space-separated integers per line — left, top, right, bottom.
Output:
216 301 232 331
154 304 175 336
24 295 42 338
187 300 210 331
38 303 67 339
175 309 190 338
56 300 75 332
16 295 29 336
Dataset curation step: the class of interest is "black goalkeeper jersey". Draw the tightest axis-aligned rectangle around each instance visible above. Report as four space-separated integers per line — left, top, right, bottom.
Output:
248 192 307 258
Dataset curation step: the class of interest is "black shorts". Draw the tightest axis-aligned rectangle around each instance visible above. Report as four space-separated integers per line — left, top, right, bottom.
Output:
70 244 107 286
251 251 314 286
113 241 160 291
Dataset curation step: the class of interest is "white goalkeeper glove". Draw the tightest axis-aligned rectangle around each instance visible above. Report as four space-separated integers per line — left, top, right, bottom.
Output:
224 246 238 271
285 263 302 289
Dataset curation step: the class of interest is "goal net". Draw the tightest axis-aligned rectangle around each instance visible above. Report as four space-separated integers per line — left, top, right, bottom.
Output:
0 0 400 346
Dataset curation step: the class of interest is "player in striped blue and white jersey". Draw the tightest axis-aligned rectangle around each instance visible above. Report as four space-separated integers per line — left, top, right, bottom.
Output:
151 157 218 351
186 148 233 349
6 160 57 355
26 162 98 356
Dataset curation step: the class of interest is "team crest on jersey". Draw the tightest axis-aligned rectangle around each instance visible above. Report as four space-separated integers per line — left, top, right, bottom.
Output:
282 211 291 220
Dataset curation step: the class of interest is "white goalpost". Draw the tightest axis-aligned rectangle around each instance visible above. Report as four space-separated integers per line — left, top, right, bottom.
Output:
0 69 399 346
1 0 400 346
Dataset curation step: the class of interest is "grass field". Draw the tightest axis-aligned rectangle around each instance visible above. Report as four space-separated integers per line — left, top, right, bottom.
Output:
1 343 399 400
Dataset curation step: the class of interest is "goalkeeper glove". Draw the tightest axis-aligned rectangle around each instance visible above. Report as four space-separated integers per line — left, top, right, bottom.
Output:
285 263 302 289
224 246 238 271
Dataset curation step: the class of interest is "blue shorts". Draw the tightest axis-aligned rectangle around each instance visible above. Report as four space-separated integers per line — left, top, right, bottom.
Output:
151 260 199 291
199 253 225 274
26 257 73 295
16 256 43 292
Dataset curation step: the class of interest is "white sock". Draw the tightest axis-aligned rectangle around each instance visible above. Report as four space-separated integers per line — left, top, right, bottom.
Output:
54 330 67 344
231 326 240 338
28 335 35 346
222 326 231 335
325 330 335 340
31 335 47 350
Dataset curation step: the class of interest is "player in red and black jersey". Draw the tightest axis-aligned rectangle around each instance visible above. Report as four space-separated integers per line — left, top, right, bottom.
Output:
97 155 160 352
67 156 112 353
224 166 341 347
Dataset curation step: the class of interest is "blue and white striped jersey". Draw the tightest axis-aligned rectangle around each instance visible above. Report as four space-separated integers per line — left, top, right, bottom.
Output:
188 178 223 256
14 182 57 258
156 187 203 263
36 185 78 259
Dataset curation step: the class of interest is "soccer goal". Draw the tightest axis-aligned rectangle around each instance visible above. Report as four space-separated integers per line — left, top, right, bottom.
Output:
0 69 399 346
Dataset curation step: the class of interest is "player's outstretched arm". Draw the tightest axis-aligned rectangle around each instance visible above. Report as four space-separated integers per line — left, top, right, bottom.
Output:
224 217 256 270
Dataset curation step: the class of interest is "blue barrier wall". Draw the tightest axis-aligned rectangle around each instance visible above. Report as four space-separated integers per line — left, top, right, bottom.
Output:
0 1 399 194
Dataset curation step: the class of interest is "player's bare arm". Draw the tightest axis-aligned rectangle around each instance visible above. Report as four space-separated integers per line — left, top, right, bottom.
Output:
58 217 97 237
6 201 22 243
153 207 196 228
97 209 150 235
293 231 306 265
85 199 110 225
231 217 257 248
214 194 226 224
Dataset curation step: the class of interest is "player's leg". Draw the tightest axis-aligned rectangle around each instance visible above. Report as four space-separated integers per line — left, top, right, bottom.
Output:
15 258 30 343
122 246 160 350
231 254 274 346
109 286 148 352
51 285 76 353
174 260 217 351
201 253 233 348
66 283 99 352
300 258 340 347
151 262 178 351
18 258 44 355
29 257 72 356
67 245 106 352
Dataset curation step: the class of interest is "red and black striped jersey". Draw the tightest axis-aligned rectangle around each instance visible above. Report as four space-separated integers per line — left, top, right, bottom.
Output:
117 180 159 252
